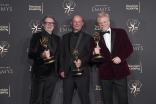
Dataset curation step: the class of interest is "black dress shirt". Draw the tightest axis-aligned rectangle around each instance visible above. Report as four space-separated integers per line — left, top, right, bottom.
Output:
70 30 81 52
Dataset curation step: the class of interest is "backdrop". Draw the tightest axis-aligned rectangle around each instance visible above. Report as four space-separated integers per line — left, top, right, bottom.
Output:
0 0 156 104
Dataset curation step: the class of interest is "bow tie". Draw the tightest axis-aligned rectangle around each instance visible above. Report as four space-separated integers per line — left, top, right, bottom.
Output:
101 31 110 35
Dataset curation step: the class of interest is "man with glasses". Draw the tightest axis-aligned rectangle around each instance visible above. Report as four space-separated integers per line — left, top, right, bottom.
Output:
28 15 60 104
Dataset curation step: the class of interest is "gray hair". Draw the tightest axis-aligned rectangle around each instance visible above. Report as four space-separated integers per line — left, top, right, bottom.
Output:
96 12 110 23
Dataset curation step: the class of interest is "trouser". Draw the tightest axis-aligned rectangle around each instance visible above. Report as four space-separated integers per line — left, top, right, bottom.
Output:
63 72 90 104
100 77 128 104
29 73 58 104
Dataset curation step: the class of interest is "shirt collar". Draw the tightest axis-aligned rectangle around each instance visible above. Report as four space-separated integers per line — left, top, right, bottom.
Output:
101 27 111 32
107 27 111 32
44 30 53 37
71 30 82 36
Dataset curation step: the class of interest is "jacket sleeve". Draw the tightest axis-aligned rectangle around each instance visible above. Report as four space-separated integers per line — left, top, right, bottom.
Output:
89 37 95 62
55 36 61 73
28 33 43 60
118 30 133 63
59 35 65 73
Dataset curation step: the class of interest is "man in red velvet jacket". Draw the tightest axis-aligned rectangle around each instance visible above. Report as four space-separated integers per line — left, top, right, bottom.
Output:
90 12 133 104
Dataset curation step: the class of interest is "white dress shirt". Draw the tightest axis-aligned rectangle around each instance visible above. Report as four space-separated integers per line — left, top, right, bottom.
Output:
103 27 111 52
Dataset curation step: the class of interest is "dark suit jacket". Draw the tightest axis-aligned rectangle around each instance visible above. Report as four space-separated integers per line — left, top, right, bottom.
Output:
90 28 133 80
28 31 61 77
60 32 91 77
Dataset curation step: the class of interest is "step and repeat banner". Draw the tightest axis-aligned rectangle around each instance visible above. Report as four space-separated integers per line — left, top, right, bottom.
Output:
0 0 156 104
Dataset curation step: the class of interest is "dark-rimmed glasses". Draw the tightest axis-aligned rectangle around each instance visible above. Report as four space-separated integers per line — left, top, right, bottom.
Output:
44 22 55 26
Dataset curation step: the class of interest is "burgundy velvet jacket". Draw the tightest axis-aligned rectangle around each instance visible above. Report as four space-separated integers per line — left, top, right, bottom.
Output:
90 28 133 80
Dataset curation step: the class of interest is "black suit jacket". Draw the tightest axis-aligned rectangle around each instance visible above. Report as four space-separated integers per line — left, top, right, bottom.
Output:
28 31 61 77
60 32 91 77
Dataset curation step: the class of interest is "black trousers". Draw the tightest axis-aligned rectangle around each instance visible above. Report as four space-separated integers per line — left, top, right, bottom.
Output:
63 72 90 104
29 73 58 104
100 77 128 104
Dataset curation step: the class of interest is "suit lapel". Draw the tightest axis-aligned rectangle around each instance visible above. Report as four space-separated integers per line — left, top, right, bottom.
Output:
111 29 116 54
100 32 106 46
99 30 116 54
69 32 83 55
75 32 83 50
77 33 84 51
51 35 57 54
41 31 58 55
99 32 111 54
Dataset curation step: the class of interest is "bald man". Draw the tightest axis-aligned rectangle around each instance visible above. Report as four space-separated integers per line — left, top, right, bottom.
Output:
60 15 91 104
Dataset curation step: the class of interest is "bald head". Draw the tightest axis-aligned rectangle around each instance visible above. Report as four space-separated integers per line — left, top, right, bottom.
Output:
71 15 84 33
72 15 83 22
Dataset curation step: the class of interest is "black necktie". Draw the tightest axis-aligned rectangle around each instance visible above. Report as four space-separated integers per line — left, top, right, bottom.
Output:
101 31 110 35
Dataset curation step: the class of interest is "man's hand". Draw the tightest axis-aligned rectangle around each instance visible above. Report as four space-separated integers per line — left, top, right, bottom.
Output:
74 59 82 68
60 72 65 78
94 47 101 54
42 49 50 58
112 56 121 64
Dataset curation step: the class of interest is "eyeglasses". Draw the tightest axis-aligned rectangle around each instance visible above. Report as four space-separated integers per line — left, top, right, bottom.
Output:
44 22 55 26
